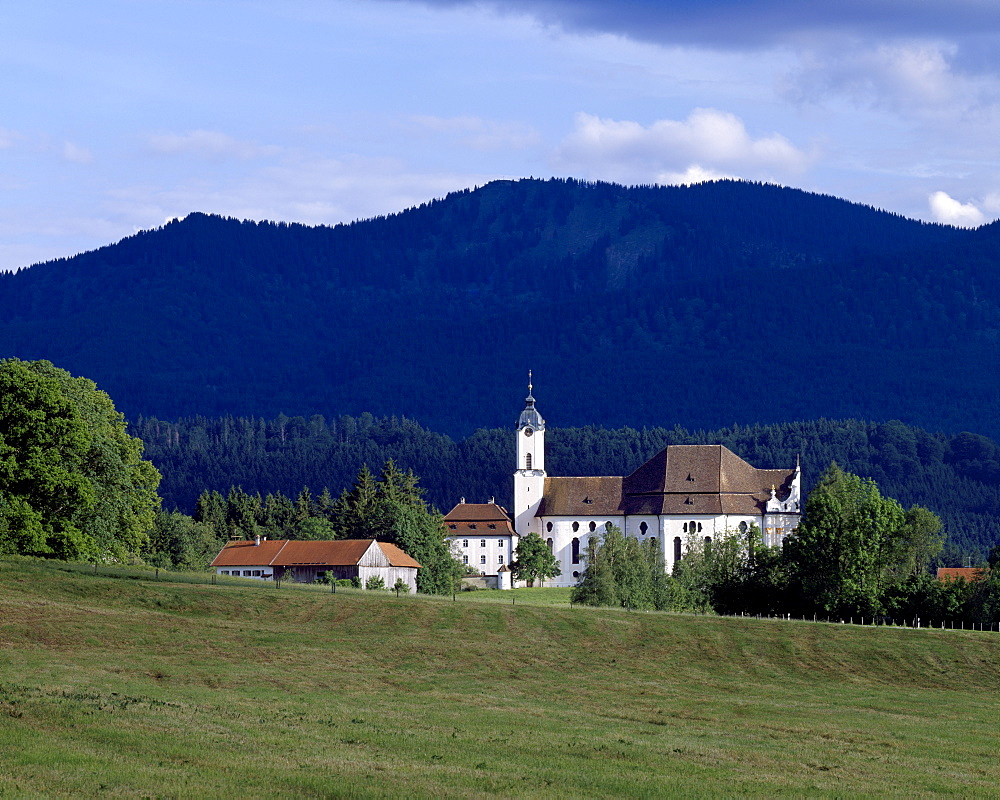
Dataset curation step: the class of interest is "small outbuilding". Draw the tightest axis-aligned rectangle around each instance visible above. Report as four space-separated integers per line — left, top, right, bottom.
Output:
210 539 421 593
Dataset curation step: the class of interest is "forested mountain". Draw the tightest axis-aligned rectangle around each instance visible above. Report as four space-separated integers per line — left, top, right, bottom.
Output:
3 178 998 440
135 413 1000 562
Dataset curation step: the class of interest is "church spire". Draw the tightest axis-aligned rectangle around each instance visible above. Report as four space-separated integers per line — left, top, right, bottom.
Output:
518 370 544 430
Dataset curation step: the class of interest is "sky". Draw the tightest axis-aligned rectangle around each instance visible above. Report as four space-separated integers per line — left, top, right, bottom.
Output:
2 0 1000 271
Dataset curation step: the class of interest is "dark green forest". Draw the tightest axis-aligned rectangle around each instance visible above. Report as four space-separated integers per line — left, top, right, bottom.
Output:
3 178 1000 440
134 412 1000 563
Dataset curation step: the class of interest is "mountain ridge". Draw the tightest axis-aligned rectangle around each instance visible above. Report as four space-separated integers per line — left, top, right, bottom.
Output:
0 178 995 440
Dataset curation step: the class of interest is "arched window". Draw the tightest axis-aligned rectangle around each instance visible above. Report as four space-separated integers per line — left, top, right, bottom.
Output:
639 521 648 535
572 537 580 564
572 521 580 532
605 521 613 531
739 521 748 534
673 536 682 562
525 453 532 470
690 521 697 534
704 535 712 556
546 521 553 532
683 522 688 533
649 537 657 552
546 537 553 552
589 521 596 532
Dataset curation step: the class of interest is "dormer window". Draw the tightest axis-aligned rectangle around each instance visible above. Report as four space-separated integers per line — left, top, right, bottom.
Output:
470 524 476 529
448 524 457 530
583 496 592 504
488 524 496 529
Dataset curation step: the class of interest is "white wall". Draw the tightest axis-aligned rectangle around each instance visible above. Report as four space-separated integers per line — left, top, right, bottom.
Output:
448 534 512 576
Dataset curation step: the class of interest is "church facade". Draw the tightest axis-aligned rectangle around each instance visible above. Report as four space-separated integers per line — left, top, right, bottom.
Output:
512 385 802 588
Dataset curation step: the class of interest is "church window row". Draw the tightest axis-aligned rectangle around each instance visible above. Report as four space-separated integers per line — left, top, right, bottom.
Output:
683 521 703 534
458 539 508 549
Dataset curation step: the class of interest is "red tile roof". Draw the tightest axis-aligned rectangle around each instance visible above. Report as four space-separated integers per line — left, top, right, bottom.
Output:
210 539 422 569
443 502 512 522
377 542 422 569
277 539 373 565
937 567 985 582
210 539 287 567
444 502 517 535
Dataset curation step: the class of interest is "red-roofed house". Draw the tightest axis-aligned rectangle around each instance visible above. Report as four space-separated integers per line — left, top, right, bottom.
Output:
443 500 518 579
210 539 421 592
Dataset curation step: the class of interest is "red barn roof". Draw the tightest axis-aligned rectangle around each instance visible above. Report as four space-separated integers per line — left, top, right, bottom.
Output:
937 567 985 583
210 539 421 569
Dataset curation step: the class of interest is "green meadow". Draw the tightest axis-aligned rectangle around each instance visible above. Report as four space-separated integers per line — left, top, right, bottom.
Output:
2 561 1000 797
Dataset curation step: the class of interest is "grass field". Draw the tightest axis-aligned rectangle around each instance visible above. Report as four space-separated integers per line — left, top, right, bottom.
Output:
2 560 1000 797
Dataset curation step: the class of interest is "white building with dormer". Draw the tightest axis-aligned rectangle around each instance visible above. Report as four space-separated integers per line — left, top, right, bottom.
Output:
511 382 802 588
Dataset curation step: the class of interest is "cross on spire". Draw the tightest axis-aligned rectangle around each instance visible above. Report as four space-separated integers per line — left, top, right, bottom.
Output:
528 369 532 395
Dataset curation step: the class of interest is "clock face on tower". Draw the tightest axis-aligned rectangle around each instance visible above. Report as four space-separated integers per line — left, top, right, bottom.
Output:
524 427 533 437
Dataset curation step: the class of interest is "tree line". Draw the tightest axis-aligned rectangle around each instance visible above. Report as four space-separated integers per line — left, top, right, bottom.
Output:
136 412 1000 562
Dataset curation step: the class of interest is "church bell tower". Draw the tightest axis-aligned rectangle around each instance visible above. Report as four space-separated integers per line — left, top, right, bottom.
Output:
514 372 546 537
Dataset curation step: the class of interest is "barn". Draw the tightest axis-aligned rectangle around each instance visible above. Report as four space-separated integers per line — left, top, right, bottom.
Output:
210 539 421 592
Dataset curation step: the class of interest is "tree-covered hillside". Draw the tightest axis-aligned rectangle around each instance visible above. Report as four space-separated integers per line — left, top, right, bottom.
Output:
135 413 1000 563
3 178 998 440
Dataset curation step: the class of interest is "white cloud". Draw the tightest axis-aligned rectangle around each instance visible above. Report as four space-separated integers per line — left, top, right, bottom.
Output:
408 115 541 150
146 130 282 160
62 141 93 164
555 108 810 185
928 190 985 227
655 165 730 185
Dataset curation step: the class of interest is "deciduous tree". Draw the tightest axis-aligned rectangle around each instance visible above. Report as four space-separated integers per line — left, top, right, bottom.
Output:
511 531 561 587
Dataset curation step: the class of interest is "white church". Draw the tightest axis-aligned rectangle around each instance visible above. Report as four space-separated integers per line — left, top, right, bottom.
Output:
445 381 803 589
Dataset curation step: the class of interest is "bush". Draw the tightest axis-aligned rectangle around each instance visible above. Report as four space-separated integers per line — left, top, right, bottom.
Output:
392 578 410 594
336 579 355 588
365 575 386 591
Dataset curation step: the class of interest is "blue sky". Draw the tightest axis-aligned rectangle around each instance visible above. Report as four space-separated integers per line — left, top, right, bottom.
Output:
3 0 1000 271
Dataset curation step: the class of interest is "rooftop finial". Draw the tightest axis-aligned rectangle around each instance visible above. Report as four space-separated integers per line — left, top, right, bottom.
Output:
528 369 533 395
